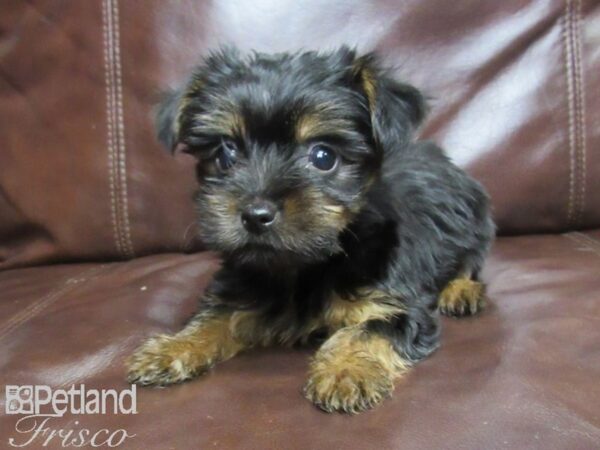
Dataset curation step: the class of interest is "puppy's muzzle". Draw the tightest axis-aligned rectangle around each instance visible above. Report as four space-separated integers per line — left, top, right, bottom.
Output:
241 199 278 234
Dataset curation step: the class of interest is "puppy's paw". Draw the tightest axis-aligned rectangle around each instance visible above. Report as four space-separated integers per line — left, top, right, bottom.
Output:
303 357 394 414
439 278 486 317
126 334 210 386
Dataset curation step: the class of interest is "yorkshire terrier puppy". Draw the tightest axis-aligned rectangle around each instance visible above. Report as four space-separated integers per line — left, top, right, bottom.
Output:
127 47 495 414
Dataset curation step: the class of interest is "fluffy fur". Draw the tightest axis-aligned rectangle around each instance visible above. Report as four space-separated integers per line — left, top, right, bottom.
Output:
127 47 495 414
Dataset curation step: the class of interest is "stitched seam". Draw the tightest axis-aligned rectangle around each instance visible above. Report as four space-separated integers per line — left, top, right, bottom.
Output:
562 0 577 227
0 266 107 342
573 0 587 226
102 0 123 256
106 0 126 255
112 0 135 258
563 0 587 228
564 233 600 258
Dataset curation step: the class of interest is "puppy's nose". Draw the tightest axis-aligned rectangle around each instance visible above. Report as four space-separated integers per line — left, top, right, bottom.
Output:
241 200 277 234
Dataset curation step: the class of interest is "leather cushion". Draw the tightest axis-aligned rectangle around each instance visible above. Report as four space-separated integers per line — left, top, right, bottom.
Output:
1 0 599 269
1 232 599 449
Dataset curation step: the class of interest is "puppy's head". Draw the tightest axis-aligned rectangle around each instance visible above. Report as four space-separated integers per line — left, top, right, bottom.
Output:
157 47 426 267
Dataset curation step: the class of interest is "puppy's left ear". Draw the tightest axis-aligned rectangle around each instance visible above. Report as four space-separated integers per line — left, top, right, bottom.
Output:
155 88 185 153
351 54 427 151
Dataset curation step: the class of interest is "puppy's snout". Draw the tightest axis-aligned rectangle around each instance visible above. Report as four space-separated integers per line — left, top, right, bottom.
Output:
241 199 278 234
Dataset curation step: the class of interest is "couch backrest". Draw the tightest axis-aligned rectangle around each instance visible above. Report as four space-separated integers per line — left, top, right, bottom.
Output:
1 0 598 269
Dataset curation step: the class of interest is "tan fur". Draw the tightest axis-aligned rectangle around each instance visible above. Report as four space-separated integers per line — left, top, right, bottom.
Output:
360 68 377 113
192 109 245 137
303 289 407 413
188 76 204 94
304 325 409 413
277 288 404 346
439 277 486 316
127 312 249 385
295 112 322 142
228 310 276 347
127 287 406 399
173 77 207 138
227 287 404 349
281 194 303 219
283 187 351 232
295 110 355 142
323 289 404 330
205 192 238 216
173 96 188 139
350 56 378 114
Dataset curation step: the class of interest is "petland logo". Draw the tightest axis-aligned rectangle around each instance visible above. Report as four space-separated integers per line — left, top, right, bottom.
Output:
5 384 137 448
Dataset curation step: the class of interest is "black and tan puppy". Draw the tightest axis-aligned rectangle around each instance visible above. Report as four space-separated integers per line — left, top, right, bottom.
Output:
127 47 495 413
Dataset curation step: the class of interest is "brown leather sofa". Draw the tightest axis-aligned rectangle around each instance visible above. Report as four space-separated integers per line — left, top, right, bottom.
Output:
1 1 599 449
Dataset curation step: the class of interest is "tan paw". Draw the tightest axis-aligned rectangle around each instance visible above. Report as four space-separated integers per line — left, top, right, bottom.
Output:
303 358 394 414
126 334 211 386
439 278 486 317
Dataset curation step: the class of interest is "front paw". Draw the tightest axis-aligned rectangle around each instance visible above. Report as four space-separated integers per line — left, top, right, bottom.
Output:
303 358 394 414
126 334 208 386
439 278 486 317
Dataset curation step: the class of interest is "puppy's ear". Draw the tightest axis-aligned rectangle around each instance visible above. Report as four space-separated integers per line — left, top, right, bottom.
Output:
351 54 427 151
154 47 240 153
155 88 184 152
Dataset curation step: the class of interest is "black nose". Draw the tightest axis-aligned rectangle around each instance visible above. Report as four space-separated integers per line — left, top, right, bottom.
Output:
241 200 277 234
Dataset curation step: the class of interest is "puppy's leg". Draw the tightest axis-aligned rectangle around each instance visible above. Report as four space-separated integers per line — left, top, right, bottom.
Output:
304 324 409 414
303 290 439 413
127 308 259 386
439 272 486 317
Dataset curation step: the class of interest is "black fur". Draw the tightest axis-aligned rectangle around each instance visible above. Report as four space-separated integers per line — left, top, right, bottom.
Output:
157 47 494 370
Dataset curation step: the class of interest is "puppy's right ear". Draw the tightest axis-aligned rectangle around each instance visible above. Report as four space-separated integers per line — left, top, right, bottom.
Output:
155 88 184 153
350 53 428 153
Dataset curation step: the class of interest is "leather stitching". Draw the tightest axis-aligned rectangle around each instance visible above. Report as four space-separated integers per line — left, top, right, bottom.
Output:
562 0 587 229
0 265 108 343
573 0 586 226
112 0 135 258
102 0 122 256
562 0 576 226
102 0 134 258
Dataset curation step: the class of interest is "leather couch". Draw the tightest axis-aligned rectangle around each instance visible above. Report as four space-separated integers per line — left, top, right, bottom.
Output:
1 1 599 448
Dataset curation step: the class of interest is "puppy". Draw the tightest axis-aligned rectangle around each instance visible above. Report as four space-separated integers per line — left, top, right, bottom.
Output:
127 47 495 414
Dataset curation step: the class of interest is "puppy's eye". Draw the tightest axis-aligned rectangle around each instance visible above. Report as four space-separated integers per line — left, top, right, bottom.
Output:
308 144 337 171
215 140 238 172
